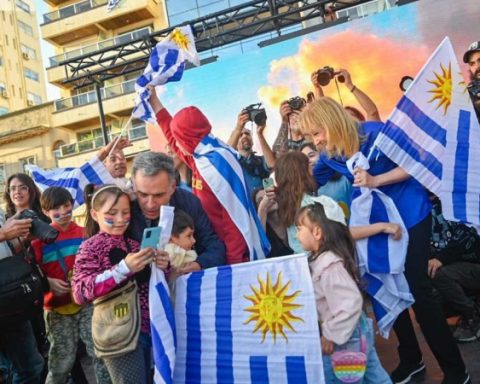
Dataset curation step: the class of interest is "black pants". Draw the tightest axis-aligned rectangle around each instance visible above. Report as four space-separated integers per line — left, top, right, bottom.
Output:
393 215 466 375
432 262 480 317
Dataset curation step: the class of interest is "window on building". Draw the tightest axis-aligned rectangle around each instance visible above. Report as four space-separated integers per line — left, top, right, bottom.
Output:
17 20 34 37
20 44 36 60
27 92 41 105
24 68 39 82
0 107 9 116
0 56 3 66
0 164 6 193
5 35 8 46
16 0 31 13
0 81 6 92
20 156 35 173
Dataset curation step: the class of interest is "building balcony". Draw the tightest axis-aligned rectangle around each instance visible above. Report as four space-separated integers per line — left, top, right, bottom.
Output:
52 79 137 128
48 27 152 68
47 27 151 86
41 0 163 46
57 122 147 158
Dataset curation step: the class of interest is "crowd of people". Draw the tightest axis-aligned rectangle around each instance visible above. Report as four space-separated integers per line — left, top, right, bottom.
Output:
0 41 480 384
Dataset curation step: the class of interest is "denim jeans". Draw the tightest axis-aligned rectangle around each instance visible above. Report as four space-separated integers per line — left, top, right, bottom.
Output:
322 315 391 383
0 320 44 384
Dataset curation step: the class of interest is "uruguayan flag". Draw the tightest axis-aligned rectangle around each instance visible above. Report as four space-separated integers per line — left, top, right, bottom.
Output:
174 254 324 383
150 267 176 384
26 156 114 208
347 152 413 338
373 36 480 224
193 134 270 260
132 26 199 125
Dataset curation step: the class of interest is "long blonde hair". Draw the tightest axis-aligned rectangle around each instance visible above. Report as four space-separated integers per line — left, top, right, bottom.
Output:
299 97 360 158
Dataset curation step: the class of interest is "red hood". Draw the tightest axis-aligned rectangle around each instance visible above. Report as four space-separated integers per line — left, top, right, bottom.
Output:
171 106 211 154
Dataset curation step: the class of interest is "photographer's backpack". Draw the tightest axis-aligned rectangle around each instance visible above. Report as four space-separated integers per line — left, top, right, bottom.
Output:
0 244 45 326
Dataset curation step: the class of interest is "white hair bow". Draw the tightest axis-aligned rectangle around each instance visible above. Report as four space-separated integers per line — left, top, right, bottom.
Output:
309 195 346 226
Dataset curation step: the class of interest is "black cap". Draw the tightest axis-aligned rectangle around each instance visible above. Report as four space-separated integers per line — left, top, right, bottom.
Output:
463 41 480 63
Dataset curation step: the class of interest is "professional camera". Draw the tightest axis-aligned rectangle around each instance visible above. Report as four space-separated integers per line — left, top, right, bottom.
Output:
18 209 59 244
315 66 345 86
244 103 267 126
287 96 306 111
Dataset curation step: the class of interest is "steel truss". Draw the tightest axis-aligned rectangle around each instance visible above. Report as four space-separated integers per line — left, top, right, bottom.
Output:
59 0 383 88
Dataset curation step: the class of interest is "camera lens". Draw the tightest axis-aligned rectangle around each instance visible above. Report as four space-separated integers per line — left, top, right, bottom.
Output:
317 70 332 86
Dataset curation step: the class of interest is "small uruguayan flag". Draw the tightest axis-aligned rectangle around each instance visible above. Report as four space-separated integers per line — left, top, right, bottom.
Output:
132 26 199 125
26 156 114 208
106 0 121 12
174 254 324 384
373 36 480 224
347 153 413 338
193 134 270 261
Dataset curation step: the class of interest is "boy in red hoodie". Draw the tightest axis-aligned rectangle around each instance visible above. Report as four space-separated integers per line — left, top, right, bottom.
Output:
149 89 249 265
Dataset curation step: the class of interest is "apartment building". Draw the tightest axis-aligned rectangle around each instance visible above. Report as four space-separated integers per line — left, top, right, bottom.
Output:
0 0 47 116
40 0 169 169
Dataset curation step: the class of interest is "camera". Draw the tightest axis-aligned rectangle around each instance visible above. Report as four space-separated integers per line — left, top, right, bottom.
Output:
18 209 59 244
468 80 480 101
315 66 345 86
244 103 267 126
287 96 306 111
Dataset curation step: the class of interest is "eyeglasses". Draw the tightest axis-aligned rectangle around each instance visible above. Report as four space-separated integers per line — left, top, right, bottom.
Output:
8 185 29 193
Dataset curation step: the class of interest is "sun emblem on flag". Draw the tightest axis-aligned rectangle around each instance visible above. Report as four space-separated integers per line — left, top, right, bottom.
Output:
170 28 190 51
243 272 303 343
427 62 452 115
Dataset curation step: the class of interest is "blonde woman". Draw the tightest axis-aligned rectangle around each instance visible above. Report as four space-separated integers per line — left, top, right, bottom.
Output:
299 97 469 384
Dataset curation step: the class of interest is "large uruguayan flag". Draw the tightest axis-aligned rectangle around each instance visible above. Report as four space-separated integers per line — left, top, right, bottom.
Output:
26 157 114 208
174 254 324 383
193 134 271 260
373 37 480 224
132 26 199 125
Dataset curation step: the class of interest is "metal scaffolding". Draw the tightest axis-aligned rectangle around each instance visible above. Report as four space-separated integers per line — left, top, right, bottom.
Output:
58 0 383 88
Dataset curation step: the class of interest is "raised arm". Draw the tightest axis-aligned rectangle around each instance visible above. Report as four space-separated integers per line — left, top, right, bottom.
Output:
227 110 249 148
337 68 381 122
256 123 276 169
272 101 292 155
311 71 325 99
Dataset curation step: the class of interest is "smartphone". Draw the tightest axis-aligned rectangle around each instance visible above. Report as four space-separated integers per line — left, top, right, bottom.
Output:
140 227 161 250
262 178 274 190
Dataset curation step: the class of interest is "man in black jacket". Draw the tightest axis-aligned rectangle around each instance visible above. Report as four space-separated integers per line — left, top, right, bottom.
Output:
129 151 225 273
429 197 480 343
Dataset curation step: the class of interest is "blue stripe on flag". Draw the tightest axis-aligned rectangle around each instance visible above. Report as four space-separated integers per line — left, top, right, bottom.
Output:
381 120 443 179
185 271 204 383
150 48 160 72
162 49 180 74
156 281 177 348
80 162 104 186
396 96 447 146
169 62 185 82
362 273 388 321
216 266 234 383
250 356 269 383
286 356 307 383
368 191 390 273
151 323 173 384
196 136 270 258
453 110 471 222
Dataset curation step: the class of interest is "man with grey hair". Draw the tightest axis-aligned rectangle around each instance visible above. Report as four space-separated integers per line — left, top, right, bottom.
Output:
128 151 225 273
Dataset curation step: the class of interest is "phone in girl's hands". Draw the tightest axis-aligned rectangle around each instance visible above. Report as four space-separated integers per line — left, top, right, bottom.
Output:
262 177 274 190
140 227 161 250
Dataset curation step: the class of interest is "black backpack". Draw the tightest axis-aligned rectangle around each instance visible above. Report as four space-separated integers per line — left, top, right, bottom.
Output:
0 251 46 326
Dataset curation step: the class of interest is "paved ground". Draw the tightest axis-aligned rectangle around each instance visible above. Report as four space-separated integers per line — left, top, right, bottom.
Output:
375 311 480 384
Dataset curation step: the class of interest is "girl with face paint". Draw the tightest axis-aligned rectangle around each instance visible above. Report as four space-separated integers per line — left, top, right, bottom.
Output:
71 184 169 383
